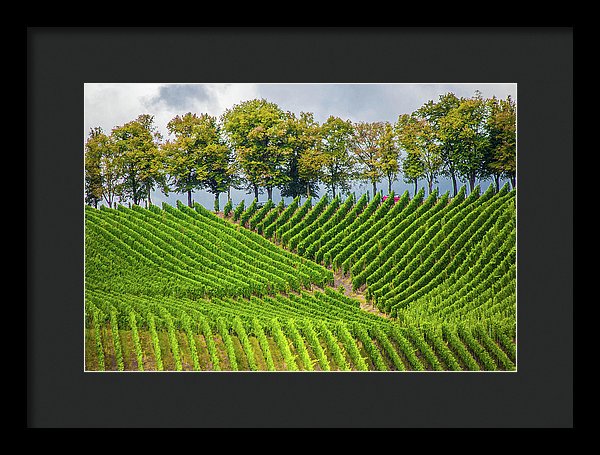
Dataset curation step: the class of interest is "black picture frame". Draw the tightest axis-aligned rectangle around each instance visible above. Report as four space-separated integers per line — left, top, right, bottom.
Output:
27 27 573 428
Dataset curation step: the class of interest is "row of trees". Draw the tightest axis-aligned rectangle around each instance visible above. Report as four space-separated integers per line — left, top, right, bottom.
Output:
84 91 516 210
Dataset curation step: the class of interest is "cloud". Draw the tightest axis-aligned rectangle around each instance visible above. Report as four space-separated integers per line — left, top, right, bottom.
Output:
84 83 163 138
85 83 517 138
84 83 260 140
255 83 516 125
146 84 212 111
84 82 516 209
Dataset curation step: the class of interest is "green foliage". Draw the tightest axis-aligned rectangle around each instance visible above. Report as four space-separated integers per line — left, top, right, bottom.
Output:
109 307 125 371
396 113 442 195
162 112 233 206
248 199 275 230
112 114 164 206
485 95 516 186
270 318 298 371
128 311 144 371
214 194 220 213
335 322 368 371
217 317 238 371
200 315 221 371
221 99 290 198
318 321 349 371
181 314 201 371
279 112 322 199
252 317 276 371
90 306 105 371
319 116 356 198
147 313 164 371
85 147 516 371
233 316 258 371
86 92 515 211
223 198 233 217
232 199 245 221
239 198 258 227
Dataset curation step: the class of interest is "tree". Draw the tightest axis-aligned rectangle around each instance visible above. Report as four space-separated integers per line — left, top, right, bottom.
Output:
84 127 105 208
418 92 463 196
319 116 355 198
199 142 236 212
396 113 442 195
224 158 245 203
401 148 424 196
297 147 325 198
378 122 400 194
445 92 491 193
351 121 385 198
221 99 290 201
112 114 164 206
279 111 321 199
84 126 123 208
486 95 516 190
134 114 168 206
162 112 221 207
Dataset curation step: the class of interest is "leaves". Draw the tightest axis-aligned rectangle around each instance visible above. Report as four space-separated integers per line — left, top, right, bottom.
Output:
163 113 234 202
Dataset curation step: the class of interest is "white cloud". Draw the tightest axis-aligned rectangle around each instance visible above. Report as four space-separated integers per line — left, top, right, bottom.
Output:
84 83 261 141
85 82 516 141
84 83 163 138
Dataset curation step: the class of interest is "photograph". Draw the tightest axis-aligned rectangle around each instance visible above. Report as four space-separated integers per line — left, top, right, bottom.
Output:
83 82 517 372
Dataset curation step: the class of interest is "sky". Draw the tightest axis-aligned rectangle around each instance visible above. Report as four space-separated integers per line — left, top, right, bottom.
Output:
84 83 517 209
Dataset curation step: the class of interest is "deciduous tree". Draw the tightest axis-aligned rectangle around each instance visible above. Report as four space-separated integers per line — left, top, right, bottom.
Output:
221 99 290 201
279 111 321 199
84 126 123 208
351 121 385 198
486 95 516 190
445 92 491 193
418 92 463 196
112 114 164 206
162 112 222 207
319 116 355 198
396 113 442 195
378 122 400 194
84 127 105 208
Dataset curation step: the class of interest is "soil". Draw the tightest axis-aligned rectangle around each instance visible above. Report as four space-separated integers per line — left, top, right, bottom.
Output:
332 270 390 320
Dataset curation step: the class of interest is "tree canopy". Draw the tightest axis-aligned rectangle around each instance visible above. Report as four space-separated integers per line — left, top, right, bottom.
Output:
221 98 290 200
85 92 516 209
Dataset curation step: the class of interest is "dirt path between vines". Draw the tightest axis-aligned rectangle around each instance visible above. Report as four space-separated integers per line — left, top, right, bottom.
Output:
215 211 390 320
333 270 390 319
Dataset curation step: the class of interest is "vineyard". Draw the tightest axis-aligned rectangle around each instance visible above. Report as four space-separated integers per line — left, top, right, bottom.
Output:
85 184 516 371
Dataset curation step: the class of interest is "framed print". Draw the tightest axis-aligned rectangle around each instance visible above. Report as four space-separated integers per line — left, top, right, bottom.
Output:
28 27 573 428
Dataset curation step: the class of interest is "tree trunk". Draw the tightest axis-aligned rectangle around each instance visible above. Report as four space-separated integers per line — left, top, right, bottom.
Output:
267 187 273 201
227 186 231 202
451 173 458 197
413 179 417 196
253 184 259 200
306 184 311 198
372 181 377 199
387 177 392 194
187 190 193 207
510 174 516 190
331 184 336 199
469 175 476 194
428 178 433 196
147 183 152 206
494 174 501 193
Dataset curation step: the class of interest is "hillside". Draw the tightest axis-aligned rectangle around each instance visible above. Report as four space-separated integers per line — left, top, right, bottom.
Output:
84 185 516 372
